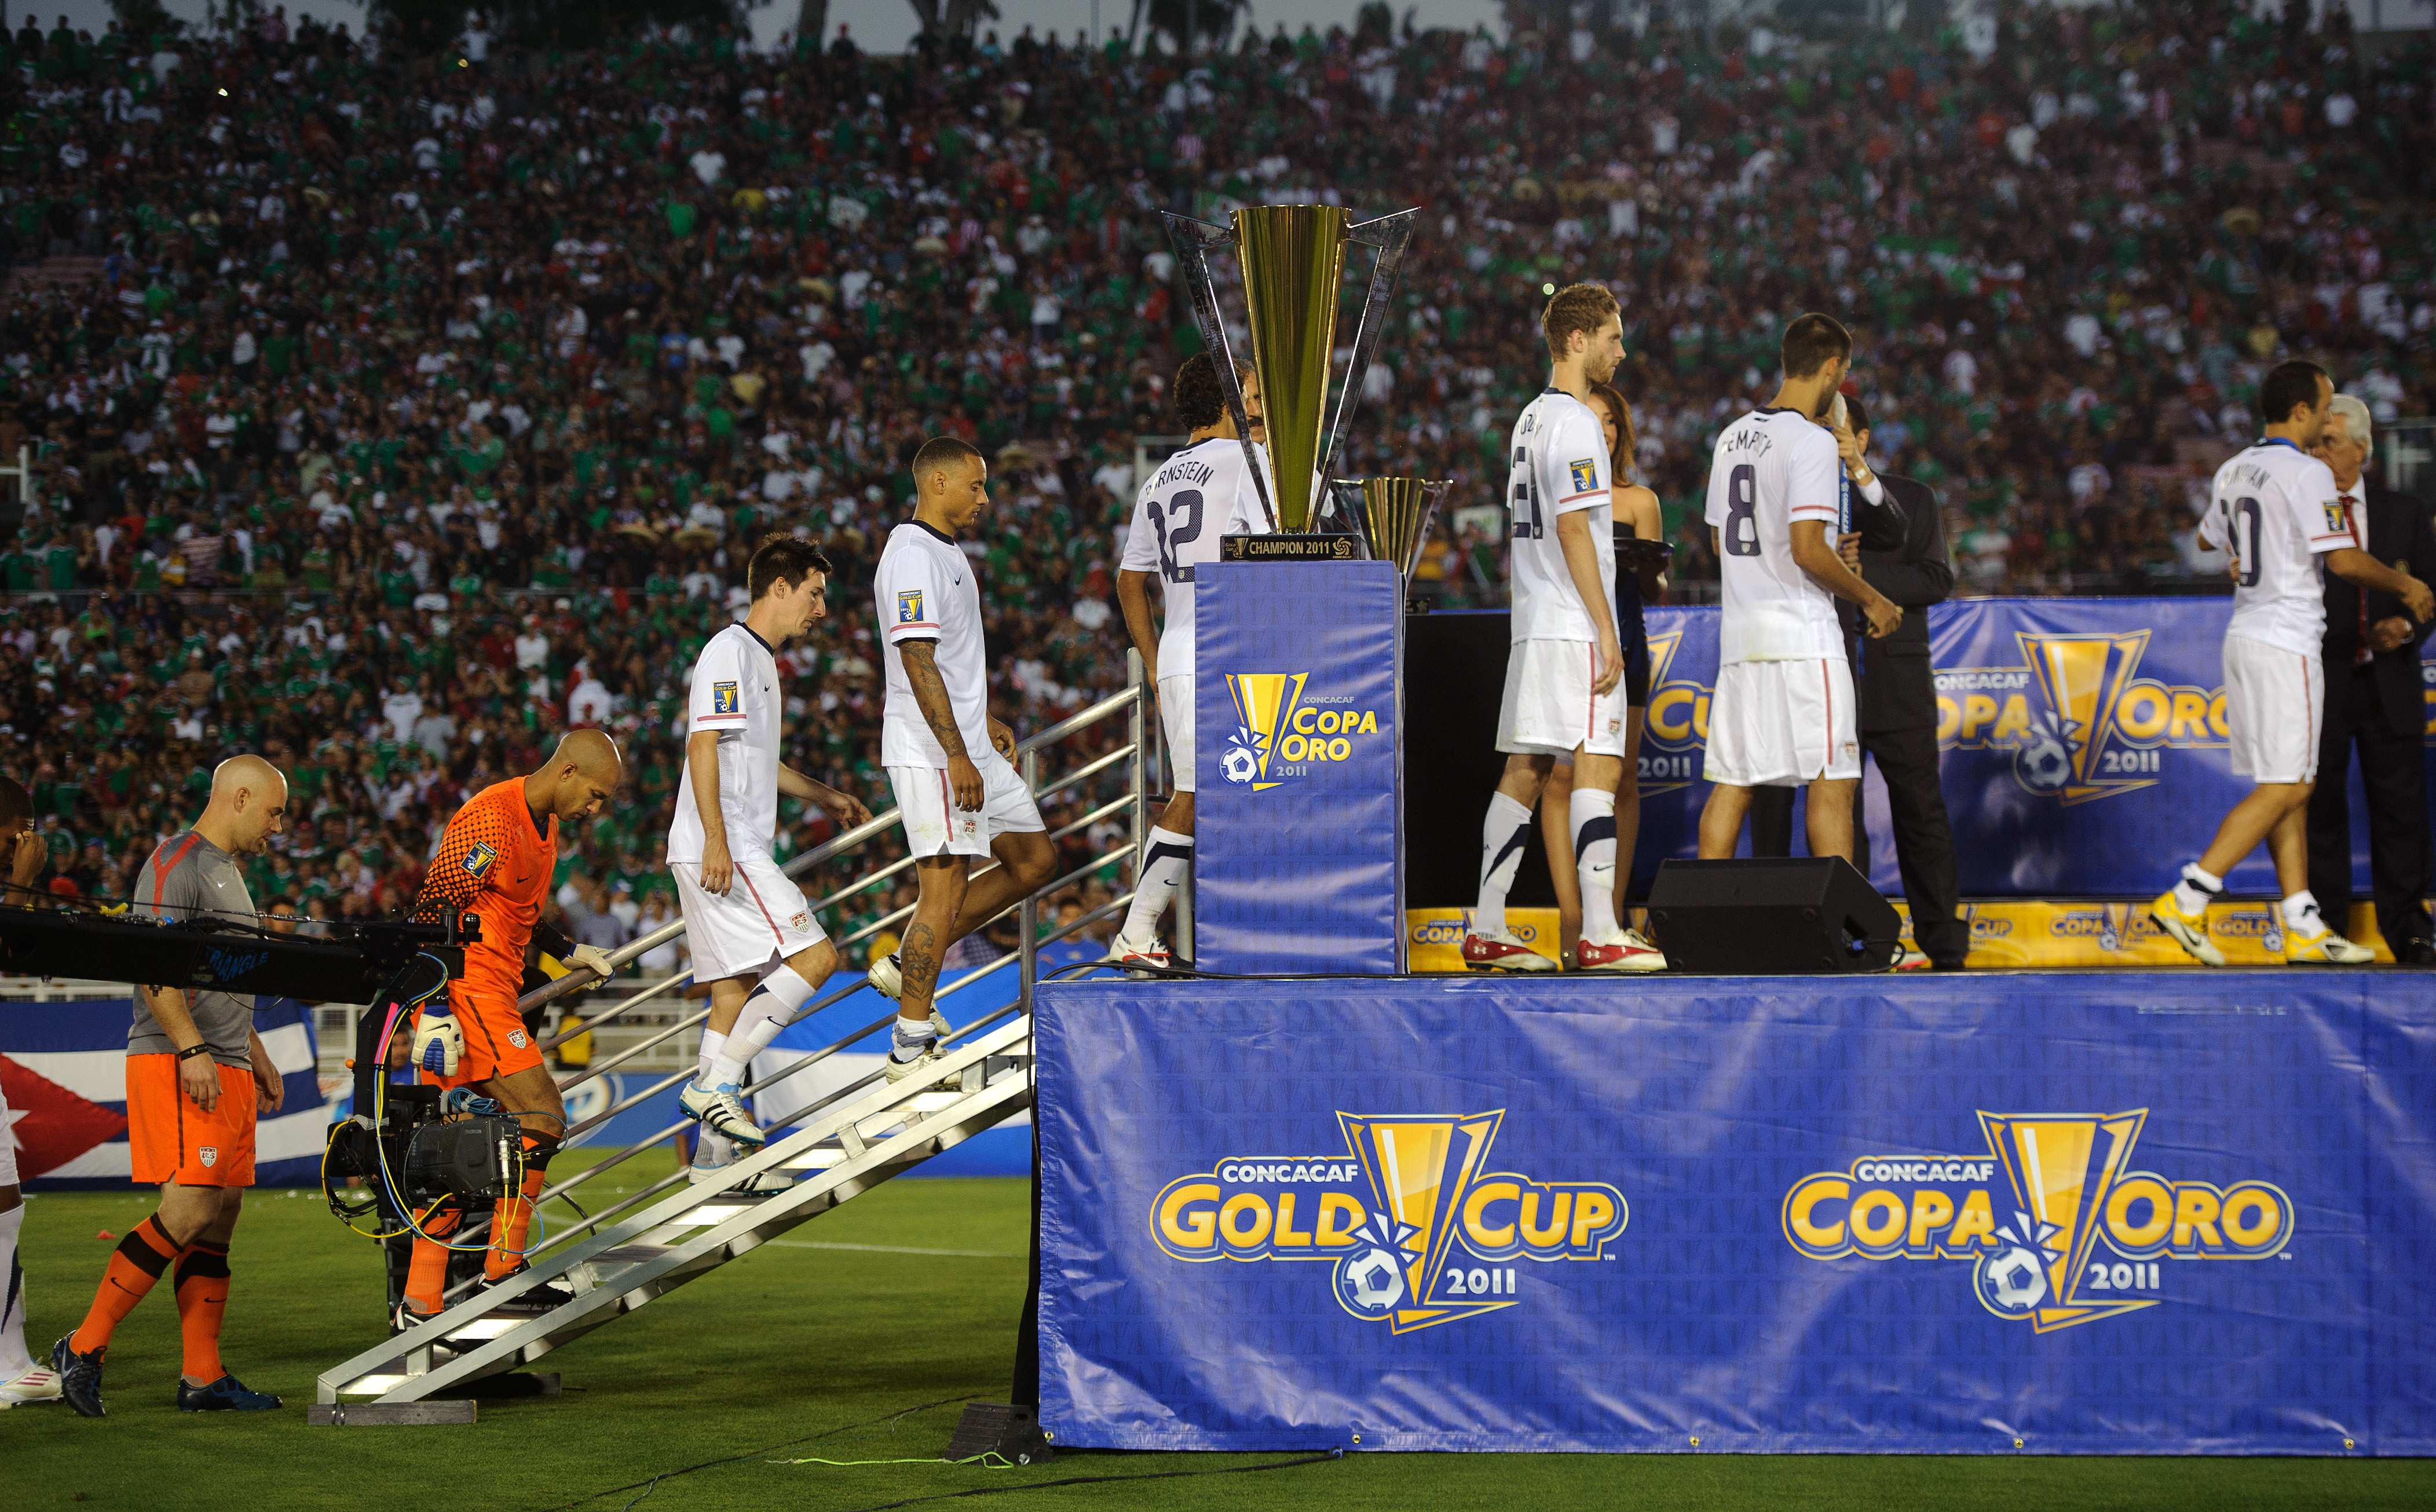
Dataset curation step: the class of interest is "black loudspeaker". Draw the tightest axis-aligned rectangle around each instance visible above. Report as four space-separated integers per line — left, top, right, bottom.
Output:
1645 858 1903 973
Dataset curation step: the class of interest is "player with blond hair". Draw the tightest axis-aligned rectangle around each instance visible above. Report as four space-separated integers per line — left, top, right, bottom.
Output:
1463 283 1664 973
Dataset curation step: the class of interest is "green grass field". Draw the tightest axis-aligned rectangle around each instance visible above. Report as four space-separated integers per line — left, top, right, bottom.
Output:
6 1158 2427 1511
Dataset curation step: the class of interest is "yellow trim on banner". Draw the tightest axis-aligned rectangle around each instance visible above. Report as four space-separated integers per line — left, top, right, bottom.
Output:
1404 901 2405 972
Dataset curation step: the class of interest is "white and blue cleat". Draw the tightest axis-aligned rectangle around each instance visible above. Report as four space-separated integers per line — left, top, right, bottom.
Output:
678 1078 766 1148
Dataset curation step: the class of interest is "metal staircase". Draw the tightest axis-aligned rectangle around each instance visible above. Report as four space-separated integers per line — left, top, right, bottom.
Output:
313 659 1154 1416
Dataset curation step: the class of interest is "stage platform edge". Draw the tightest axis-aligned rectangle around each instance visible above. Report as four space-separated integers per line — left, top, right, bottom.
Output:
1400 900 2427 969
1034 970 2433 1455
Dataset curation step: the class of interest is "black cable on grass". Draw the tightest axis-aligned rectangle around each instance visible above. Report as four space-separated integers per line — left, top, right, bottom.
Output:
537 1394 982 1512
835 1448 1345 1512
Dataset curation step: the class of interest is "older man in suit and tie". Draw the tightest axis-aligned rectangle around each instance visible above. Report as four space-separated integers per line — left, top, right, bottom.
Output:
2306 393 2436 964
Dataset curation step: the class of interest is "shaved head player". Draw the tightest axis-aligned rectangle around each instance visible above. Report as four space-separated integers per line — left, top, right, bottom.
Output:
395 731 624 1328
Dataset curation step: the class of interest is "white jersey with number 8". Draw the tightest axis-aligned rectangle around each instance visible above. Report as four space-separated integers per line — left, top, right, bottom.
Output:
1704 407 1847 665
2199 439 2351 657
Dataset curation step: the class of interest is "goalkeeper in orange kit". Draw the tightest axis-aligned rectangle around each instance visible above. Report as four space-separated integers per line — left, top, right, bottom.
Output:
396 730 624 1328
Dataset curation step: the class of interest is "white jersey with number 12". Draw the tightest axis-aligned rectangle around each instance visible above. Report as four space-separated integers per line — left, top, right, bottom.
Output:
1117 437 1268 679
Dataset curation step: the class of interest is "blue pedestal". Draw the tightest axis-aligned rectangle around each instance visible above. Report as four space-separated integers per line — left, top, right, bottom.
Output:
1193 559 1404 975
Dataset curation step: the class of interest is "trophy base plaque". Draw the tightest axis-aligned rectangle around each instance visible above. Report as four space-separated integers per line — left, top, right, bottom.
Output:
1219 534 1362 562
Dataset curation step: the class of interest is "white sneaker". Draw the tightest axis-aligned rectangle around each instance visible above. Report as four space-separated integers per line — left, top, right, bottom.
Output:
883 1046 943 1084
0 1365 63 1406
688 1143 796 1194
881 1011 959 1085
2284 921 2375 965
866 952 903 1000
1107 933 1171 975
677 1078 766 1148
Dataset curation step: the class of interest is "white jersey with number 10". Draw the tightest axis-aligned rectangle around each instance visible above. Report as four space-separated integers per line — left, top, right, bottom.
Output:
1704 407 1847 666
1117 437 1268 680
2199 438 2352 657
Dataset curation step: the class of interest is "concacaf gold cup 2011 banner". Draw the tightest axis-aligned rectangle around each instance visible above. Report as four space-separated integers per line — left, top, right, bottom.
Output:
1034 975 2435 1454
1411 598 2435 966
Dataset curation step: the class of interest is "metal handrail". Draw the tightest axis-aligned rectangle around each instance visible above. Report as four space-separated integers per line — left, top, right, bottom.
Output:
525 766 1140 1111
514 674 1148 1019
422 651 1150 1302
440 878 1144 1297
484 651 1146 1217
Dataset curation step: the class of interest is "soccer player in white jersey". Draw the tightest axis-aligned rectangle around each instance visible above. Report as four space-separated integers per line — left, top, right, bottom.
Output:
1462 284 1665 973
2151 360 2434 966
1110 353 1270 967
671 537 873 1185
867 437 1057 1077
1693 314 1903 864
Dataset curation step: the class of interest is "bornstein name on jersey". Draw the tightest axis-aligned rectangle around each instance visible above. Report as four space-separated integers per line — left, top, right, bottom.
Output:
1118 438 1270 679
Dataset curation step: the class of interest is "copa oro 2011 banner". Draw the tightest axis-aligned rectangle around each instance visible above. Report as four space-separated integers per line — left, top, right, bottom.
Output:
1034 973 2434 1455
1625 597 2436 900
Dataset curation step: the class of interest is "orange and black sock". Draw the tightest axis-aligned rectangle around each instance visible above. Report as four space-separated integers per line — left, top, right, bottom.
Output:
70 1216 181 1354
404 1206 460 1315
173 1241 231 1383
486 1133 559 1282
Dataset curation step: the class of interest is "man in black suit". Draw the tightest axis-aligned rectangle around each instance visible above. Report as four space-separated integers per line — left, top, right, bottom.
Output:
2306 394 2436 964
1750 397 1968 967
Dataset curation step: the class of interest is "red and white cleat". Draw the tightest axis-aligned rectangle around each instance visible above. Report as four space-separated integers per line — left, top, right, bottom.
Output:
1462 928 1557 973
1576 929 1668 973
1107 935 1172 976
1890 947 1932 972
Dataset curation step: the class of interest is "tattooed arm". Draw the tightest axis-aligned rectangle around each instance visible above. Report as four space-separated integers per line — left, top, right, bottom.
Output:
901 640 982 809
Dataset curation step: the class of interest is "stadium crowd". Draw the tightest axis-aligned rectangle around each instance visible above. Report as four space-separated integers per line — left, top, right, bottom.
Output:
0 0 2428 949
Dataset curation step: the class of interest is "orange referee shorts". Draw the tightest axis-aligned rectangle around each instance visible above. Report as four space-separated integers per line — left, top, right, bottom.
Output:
125 1054 258 1188
418 989 546 1089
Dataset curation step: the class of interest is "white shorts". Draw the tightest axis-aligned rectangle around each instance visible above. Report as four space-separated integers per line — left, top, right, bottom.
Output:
1704 657 1861 786
1496 639 1628 757
888 748 1046 860
1160 673 1196 793
2223 634 2322 784
0 1078 14 1186
674 848 828 984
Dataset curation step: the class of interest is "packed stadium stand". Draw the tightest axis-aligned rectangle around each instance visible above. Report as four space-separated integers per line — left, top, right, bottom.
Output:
0 0 2427 949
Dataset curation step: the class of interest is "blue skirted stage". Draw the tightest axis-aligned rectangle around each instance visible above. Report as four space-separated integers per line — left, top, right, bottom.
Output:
1033 970 2434 1455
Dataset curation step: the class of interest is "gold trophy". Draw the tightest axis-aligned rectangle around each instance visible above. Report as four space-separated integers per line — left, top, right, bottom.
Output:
1328 477 1451 601
1163 204 1418 534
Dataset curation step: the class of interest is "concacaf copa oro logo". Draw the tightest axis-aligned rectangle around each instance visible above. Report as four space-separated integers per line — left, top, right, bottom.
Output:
1218 672 1384 790
1153 1111 1626 1334
1782 1108 2292 1333
1940 632 2227 804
